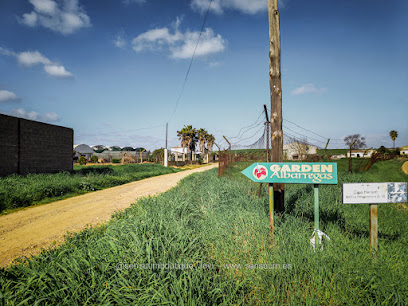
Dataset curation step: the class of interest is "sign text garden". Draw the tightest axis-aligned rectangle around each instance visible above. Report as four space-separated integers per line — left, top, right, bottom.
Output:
242 162 338 245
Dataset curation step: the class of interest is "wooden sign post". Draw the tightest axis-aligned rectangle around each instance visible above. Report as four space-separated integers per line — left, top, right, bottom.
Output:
242 162 338 241
343 182 407 253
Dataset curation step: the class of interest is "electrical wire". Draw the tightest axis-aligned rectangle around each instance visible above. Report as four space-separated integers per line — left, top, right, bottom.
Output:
228 109 265 140
231 124 265 146
283 124 325 144
167 0 213 123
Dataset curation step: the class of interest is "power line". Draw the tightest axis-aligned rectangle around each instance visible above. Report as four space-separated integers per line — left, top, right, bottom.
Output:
283 124 325 144
283 119 328 140
167 0 213 123
228 109 265 140
231 124 265 146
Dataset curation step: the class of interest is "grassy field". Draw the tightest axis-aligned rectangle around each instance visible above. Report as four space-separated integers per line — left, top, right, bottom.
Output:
1 159 407 304
0 164 182 214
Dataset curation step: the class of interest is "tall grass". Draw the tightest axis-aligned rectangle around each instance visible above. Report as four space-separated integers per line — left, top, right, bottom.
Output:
0 159 407 304
0 164 181 213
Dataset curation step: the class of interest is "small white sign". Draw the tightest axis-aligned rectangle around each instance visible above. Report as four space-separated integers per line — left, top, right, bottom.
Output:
343 182 407 204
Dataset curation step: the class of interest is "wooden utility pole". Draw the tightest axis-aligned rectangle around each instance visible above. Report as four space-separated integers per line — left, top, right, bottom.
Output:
268 0 284 212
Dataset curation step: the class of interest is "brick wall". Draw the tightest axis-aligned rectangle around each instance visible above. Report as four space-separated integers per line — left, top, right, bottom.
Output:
0 114 73 176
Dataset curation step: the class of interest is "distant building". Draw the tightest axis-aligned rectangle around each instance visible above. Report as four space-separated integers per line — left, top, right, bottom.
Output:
283 142 318 160
401 146 408 155
74 144 94 159
170 146 189 161
92 145 107 152
171 146 188 154
346 149 375 158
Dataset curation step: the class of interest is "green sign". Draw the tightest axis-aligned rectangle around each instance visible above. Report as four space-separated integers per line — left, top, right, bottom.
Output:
241 162 338 185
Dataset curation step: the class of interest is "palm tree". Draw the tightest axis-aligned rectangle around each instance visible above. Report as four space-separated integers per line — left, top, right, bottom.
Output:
183 125 197 161
205 133 215 162
389 130 398 149
197 128 208 155
177 127 188 161
177 125 197 161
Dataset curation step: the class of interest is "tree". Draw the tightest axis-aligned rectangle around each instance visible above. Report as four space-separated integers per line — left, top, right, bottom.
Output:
389 130 398 149
177 125 197 161
91 155 98 163
151 148 164 163
109 146 121 151
177 128 188 161
288 138 310 160
184 125 198 161
377 146 389 154
344 134 366 173
197 128 208 155
205 133 215 162
122 146 135 151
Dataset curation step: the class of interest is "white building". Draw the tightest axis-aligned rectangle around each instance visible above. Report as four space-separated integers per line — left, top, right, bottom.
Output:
400 146 408 155
283 142 318 160
74 144 94 159
346 149 375 158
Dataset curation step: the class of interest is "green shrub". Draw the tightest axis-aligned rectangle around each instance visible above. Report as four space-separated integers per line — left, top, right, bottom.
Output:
0 164 181 213
91 155 98 163
78 156 86 165
112 159 121 164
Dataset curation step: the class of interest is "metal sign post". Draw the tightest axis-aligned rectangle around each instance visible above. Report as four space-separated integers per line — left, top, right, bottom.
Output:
269 183 274 232
314 184 319 246
242 162 338 237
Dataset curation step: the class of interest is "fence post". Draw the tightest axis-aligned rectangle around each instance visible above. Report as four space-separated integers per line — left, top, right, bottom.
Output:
164 149 168 167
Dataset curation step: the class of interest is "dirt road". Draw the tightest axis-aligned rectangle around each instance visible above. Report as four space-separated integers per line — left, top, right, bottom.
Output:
0 164 217 267
402 161 408 175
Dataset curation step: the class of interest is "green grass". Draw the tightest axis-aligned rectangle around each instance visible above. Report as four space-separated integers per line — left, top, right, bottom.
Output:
1 159 407 304
0 164 181 213
317 148 348 155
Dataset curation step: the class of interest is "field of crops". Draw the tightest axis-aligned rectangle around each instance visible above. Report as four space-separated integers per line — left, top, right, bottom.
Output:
1 159 407 304
0 164 181 214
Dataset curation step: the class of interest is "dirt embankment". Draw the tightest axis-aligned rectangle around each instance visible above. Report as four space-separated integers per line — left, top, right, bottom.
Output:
0 164 218 267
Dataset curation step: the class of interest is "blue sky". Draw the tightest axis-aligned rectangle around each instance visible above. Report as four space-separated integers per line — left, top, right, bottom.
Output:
0 0 407 151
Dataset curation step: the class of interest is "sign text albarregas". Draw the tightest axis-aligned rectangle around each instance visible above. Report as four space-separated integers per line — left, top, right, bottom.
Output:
241 162 338 184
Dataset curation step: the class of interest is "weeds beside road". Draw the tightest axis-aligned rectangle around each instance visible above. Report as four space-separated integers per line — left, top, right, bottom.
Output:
1 159 407 304
0 163 181 214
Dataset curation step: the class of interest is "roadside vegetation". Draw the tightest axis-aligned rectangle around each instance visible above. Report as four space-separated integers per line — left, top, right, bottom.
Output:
0 159 407 304
0 164 181 214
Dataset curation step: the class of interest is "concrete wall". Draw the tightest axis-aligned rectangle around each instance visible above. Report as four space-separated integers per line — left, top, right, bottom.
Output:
93 151 149 162
0 114 73 176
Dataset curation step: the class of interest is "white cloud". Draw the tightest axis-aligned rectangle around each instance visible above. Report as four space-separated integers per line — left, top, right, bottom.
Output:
19 0 91 35
42 112 60 122
209 61 221 68
43 64 73 78
191 0 265 14
0 48 73 78
291 84 328 95
191 0 288 14
114 34 127 49
17 51 52 67
10 108 60 122
132 19 227 59
0 90 19 102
